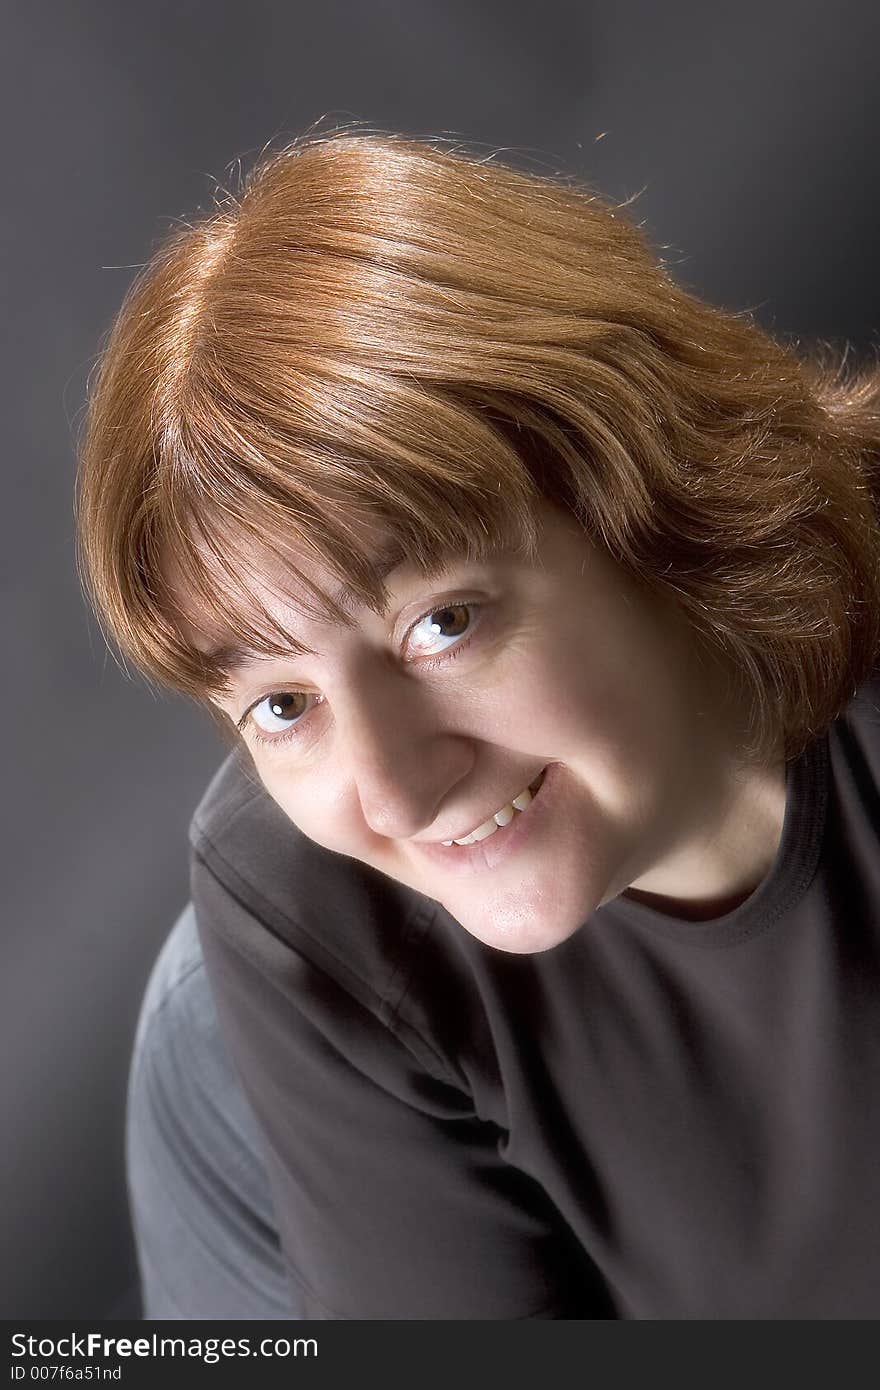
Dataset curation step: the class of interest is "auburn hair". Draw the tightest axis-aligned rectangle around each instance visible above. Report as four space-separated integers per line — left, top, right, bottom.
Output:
76 129 880 766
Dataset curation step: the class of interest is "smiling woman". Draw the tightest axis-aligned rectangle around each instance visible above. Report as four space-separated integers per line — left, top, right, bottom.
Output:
77 130 880 1319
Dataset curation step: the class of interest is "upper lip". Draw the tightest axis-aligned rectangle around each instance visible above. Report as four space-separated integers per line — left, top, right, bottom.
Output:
413 767 547 844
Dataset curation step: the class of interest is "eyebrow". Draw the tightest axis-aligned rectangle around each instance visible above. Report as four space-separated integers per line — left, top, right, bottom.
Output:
201 542 419 679
203 637 311 679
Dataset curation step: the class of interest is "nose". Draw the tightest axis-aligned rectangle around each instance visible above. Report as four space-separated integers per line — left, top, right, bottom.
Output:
334 663 472 839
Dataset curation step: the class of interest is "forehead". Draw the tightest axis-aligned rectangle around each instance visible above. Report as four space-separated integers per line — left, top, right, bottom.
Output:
162 512 450 688
160 496 557 692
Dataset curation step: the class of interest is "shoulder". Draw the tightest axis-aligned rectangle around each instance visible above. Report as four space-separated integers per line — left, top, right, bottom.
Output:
832 661 880 781
186 748 500 1099
188 746 444 1024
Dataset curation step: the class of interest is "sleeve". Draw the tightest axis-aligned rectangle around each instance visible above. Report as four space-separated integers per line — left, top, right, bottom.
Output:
190 849 612 1320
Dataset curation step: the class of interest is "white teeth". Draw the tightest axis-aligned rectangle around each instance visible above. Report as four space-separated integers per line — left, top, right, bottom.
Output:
448 771 546 846
452 815 500 846
471 818 500 842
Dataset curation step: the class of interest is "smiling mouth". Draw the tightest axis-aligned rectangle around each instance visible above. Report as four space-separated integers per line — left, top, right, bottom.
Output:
440 767 548 848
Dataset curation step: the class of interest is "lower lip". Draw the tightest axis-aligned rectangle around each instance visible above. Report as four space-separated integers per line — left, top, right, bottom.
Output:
413 762 561 877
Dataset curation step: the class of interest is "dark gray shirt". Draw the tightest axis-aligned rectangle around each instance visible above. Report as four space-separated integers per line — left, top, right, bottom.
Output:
190 666 880 1319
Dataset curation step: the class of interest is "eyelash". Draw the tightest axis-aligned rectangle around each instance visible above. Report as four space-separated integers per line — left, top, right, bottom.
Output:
236 598 484 753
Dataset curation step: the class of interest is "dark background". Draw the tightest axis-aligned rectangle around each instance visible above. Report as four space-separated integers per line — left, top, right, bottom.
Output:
2 0 877 1319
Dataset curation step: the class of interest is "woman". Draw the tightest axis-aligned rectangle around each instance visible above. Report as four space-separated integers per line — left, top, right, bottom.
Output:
77 131 880 1319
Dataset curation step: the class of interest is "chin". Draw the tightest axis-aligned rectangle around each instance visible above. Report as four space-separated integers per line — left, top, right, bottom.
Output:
440 878 597 955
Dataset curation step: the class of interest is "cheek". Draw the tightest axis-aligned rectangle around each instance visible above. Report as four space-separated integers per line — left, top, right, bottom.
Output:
550 595 689 736
502 628 686 817
255 761 364 851
492 629 646 754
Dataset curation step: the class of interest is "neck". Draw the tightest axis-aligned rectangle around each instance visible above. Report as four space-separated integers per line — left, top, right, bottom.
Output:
624 610 789 921
623 756 788 920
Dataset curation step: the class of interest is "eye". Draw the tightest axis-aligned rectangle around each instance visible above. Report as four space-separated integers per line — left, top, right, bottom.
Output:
405 602 473 657
238 598 481 750
248 690 315 736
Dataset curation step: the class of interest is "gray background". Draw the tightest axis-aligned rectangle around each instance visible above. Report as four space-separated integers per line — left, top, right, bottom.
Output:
2 0 877 1319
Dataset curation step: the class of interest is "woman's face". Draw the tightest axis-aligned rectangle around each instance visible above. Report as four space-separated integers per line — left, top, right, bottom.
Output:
200 500 767 953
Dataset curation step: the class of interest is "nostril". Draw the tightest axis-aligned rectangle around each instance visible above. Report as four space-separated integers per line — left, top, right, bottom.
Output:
362 790 439 840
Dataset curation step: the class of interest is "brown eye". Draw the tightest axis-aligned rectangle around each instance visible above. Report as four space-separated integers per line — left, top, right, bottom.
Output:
250 690 312 734
408 603 473 655
433 605 470 635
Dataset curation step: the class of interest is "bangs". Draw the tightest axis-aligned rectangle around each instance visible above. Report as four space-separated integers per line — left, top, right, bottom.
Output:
144 375 546 700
